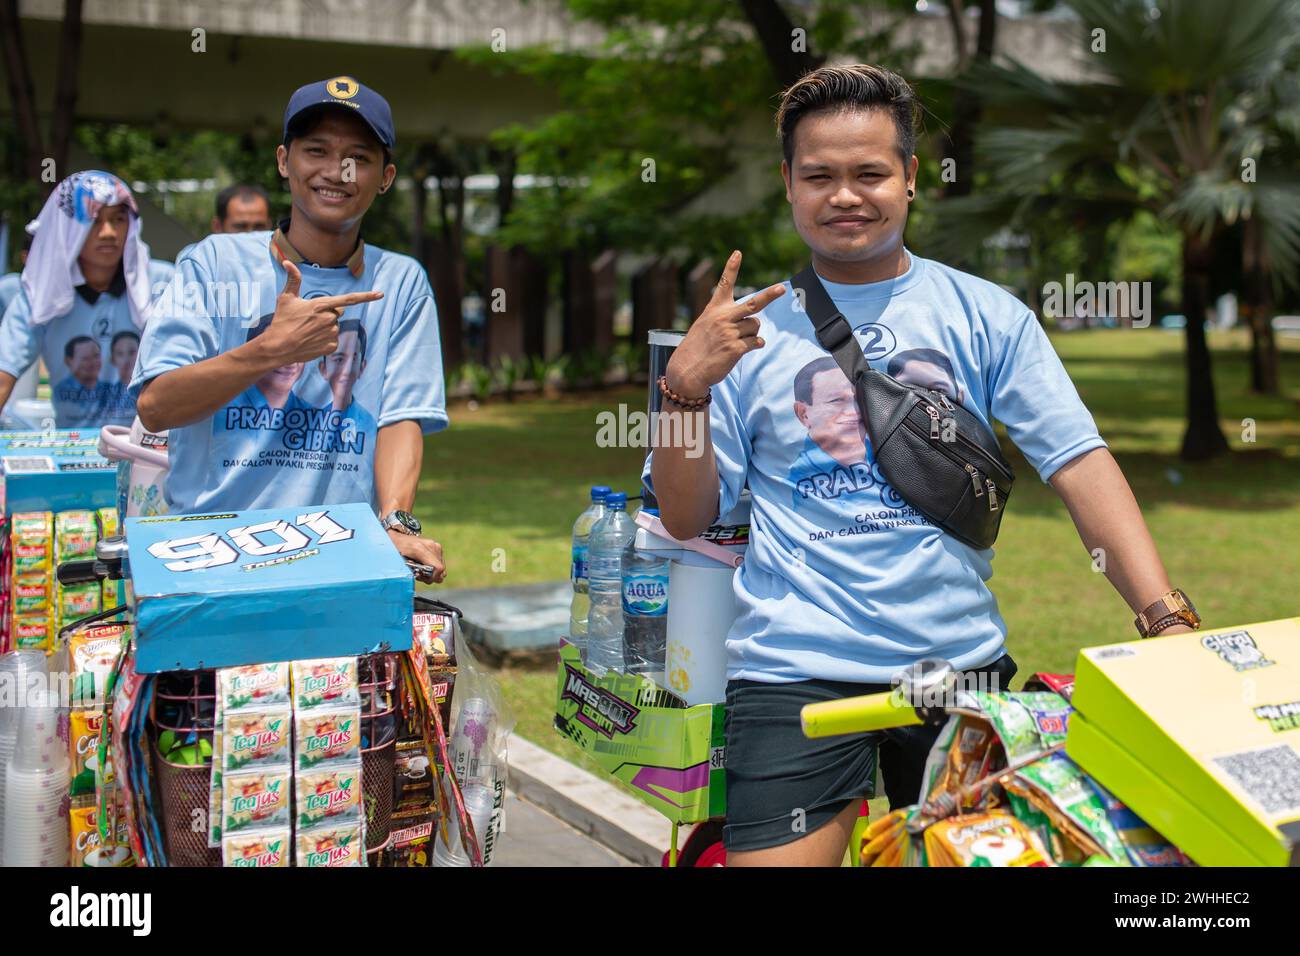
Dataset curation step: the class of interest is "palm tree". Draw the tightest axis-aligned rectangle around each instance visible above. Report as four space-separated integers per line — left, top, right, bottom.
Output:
927 0 1300 460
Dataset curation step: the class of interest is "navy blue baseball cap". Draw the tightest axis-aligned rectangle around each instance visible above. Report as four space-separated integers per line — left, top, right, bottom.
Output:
283 76 395 150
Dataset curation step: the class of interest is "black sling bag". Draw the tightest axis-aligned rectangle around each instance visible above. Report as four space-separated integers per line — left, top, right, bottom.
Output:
793 264 1015 550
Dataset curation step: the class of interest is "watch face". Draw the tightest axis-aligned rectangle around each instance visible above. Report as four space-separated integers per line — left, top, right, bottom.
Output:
394 511 421 534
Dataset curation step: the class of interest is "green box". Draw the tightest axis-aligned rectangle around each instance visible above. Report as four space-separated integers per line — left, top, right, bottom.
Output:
553 640 724 824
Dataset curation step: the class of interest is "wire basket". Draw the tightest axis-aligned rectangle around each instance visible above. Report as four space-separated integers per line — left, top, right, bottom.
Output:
150 669 220 867
359 653 399 849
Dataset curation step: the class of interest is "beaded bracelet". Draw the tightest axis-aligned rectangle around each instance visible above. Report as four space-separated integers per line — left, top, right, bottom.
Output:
657 375 712 410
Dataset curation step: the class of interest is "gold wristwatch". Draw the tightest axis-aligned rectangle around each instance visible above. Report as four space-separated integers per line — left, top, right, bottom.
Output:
1134 588 1200 638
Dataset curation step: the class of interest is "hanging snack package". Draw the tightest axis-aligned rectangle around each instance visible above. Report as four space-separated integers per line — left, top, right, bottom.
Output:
296 765 362 830
1083 775 1194 867
218 662 290 712
383 811 435 867
222 828 291 868
55 510 98 561
13 579 50 615
926 715 1001 811
1006 751 1129 864
67 623 129 708
222 706 292 773
295 707 362 770
222 768 291 835
958 690 1071 763
292 657 360 710
296 822 364 867
11 511 54 579
11 613 51 652
924 811 1054 867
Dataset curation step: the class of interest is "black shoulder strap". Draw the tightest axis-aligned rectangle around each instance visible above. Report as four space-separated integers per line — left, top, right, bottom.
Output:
792 263 870 385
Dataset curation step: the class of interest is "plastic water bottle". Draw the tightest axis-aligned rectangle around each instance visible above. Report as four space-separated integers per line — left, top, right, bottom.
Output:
586 492 635 674
568 486 610 658
622 508 669 682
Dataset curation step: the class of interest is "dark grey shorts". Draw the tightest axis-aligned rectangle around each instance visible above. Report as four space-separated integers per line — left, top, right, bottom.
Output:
722 654 1018 853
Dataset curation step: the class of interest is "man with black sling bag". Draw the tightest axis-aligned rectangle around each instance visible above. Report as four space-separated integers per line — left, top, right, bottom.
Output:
645 64 1199 867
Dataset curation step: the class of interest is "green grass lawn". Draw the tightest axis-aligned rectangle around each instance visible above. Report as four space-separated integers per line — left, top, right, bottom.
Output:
415 328 1300 794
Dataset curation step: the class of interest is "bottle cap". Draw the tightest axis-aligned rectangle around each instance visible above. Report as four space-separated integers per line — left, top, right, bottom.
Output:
604 492 627 509
590 485 611 501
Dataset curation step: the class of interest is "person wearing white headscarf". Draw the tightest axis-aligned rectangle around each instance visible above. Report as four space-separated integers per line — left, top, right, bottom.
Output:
0 171 173 428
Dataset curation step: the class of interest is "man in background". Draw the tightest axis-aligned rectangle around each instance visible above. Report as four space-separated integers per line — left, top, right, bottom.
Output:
211 184 273 234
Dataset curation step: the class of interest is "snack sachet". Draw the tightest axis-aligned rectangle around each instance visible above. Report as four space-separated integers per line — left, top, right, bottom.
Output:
1006 751 1129 864
218 662 290 712
292 657 360 710
222 768 291 834
296 823 364 867
11 511 53 580
923 811 1053 867
962 691 1070 763
1083 775 1194 867
55 510 98 562
296 766 362 830
295 708 362 770
222 706 292 773
223 828 291 868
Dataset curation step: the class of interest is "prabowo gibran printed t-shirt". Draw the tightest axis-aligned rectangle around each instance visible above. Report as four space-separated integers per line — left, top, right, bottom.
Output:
131 229 447 513
0 262 174 428
643 251 1106 685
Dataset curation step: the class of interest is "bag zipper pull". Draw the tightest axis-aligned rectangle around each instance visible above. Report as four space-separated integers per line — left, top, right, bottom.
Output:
937 392 954 411
965 463 984 497
926 405 940 440
985 479 999 511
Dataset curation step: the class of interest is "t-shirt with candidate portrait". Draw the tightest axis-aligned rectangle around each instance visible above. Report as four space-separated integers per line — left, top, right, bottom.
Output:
131 229 447 514
0 261 173 428
642 251 1106 685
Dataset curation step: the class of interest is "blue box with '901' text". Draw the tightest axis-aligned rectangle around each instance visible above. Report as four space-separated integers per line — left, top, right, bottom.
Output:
126 503 412 672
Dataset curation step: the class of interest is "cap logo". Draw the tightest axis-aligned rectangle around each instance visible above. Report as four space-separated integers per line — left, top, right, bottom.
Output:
325 76 359 100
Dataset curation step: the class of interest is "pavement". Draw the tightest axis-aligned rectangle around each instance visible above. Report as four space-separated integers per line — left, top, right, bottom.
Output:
495 790 639 867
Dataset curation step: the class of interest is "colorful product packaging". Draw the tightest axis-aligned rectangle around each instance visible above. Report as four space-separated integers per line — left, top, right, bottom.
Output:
394 738 436 812
11 613 51 652
222 828 291 868
296 823 364 867
382 811 435 867
222 768 292 834
10 511 53 580
69 709 110 798
923 811 1054 867
218 662 291 712
292 657 360 710
222 706 292 773
68 623 129 707
69 800 134 867
55 510 98 562
296 766 362 830
295 708 361 770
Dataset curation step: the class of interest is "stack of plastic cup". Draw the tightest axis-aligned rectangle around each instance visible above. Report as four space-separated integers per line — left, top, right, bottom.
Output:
0 651 51 861
432 784 495 867
449 697 497 788
2 686 70 867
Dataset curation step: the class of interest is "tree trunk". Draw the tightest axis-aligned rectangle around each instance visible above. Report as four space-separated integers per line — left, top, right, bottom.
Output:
48 0 85 184
0 0 46 181
739 0 824 87
1241 216 1280 395
1178 232 1230 461
943 0 996 204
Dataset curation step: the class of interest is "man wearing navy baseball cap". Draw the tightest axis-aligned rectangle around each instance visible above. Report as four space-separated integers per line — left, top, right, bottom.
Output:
132 77 450 581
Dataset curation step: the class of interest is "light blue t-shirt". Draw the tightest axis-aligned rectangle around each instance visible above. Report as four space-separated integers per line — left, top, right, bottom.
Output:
132 231 448 514
643 252 1106 684
0 260 174 428
0 273 21 319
